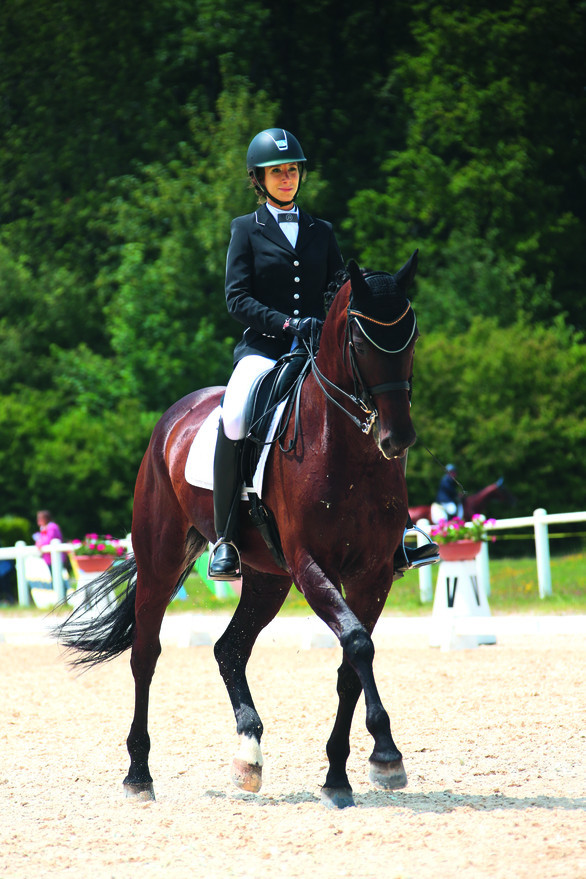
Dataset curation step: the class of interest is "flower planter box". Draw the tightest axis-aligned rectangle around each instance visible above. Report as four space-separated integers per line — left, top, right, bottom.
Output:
438 540 482 562
75 554 116 574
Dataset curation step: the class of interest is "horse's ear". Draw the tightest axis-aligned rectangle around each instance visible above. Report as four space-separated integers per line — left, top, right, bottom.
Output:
347 259 370 307
393 249 419 294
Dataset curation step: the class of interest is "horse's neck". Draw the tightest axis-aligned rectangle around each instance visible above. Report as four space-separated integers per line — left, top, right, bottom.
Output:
465 483 497 515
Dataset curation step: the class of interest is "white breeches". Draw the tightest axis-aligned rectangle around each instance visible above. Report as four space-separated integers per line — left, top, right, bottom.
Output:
221 355 277 440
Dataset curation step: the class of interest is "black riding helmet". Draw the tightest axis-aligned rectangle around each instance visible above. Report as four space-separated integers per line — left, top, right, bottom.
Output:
246 128 307 206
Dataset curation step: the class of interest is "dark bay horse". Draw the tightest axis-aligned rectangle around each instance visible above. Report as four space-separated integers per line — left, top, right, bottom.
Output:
56 254 422 810
409 478 515 525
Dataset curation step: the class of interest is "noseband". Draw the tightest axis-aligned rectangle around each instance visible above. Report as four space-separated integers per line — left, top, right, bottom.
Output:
307 305 415 435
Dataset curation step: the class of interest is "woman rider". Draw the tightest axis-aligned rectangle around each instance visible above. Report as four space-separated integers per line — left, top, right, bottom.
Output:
208 127 344 579
208 127 439 580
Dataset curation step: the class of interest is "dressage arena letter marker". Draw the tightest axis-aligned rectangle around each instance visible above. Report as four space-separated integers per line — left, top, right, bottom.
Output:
430 559 496 649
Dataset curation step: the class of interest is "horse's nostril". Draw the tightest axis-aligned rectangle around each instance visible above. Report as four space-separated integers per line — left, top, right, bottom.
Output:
380 430 416 459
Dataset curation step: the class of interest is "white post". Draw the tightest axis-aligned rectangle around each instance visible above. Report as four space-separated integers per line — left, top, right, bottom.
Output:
477 541 491 597
534 508 552 598
416 519 434 603
49 539 66 603
15 540 30 606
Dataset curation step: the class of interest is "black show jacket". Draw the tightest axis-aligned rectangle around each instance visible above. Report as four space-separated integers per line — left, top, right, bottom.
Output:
225 203 344 365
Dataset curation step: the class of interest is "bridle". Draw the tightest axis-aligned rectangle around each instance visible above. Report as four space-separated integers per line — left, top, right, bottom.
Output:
305 305 416 435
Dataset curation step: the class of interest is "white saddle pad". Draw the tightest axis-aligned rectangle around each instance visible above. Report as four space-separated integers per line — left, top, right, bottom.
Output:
184 402 287 500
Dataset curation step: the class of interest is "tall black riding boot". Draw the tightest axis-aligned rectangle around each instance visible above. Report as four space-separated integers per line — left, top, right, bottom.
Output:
393 452 440 574
208 418 243 581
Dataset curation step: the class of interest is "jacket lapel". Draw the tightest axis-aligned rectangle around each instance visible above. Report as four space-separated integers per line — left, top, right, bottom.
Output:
295 208 316 253
255 204 294 252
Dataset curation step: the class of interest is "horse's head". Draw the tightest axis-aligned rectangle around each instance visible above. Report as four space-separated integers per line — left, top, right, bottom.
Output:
345 253 420 459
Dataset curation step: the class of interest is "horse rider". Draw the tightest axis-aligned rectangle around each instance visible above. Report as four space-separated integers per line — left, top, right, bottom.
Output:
434 463 463 520
208 127 440 580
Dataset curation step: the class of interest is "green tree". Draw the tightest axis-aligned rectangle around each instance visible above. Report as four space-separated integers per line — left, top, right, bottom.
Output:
346 0 586 330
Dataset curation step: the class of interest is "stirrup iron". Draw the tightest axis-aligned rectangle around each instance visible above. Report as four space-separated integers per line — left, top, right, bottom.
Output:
397 526 440 571
207 539 242 581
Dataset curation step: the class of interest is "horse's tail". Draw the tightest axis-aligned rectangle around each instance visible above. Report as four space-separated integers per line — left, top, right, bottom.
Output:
54 529 204 668
53 556 139 668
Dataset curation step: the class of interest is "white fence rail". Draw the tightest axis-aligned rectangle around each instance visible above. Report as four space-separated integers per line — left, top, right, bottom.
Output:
1 510 584 607
0 537 131 607
416 508 585 603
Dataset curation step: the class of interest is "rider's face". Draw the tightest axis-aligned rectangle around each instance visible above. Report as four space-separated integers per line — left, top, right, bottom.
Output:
262 163 299 209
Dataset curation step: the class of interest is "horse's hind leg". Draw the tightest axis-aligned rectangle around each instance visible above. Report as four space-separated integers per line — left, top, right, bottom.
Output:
213 566 291 794
124 495 206 800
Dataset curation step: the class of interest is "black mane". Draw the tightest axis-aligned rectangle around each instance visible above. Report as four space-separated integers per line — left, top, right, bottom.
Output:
324 268 350 313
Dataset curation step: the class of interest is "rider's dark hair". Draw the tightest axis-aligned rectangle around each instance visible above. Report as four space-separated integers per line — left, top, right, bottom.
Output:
249 169 266 203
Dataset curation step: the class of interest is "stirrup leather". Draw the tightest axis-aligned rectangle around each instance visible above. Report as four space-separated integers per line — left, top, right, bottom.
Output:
207 539 242 581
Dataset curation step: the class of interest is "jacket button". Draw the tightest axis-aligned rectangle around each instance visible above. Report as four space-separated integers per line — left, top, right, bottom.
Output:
294 260 300 266
294 276 300 283
293 309 300 316
294 293 300 300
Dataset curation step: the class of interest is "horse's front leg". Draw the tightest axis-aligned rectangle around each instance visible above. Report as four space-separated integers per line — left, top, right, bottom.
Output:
294 556 407 807
322 656 363 808
213 569 291 794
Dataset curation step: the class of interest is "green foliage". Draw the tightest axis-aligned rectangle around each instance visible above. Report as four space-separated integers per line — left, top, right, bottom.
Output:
347 0 586 330
406 315 586 516
0 388 155 538
0 516 32 546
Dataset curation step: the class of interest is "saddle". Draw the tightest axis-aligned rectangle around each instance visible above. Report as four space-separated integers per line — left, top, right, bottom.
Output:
240 349 311 570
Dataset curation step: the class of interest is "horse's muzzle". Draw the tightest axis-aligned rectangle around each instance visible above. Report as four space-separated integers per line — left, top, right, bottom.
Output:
375 425 416 460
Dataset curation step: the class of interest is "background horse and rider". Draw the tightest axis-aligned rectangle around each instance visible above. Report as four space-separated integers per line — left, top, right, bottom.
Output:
57 253 429 810
409 477 515 525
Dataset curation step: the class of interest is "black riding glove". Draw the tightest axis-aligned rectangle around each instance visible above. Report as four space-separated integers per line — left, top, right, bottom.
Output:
283 316 324 345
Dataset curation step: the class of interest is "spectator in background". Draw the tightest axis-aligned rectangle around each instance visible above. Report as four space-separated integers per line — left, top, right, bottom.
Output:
33 509 66 569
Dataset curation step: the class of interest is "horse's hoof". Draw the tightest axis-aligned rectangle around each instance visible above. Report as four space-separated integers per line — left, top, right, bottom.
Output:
369 758 408 790
232 758 262 793
320 786 356 809
123 780 156 801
